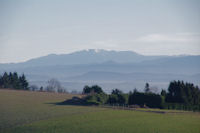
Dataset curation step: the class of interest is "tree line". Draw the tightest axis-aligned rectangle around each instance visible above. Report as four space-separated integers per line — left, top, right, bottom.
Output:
82 81 200 111
1 72 200 111
0 72 67 93
0 72 29 90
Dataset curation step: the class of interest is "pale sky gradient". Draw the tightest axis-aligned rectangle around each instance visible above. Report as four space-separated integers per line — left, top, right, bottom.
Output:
0 0 200 63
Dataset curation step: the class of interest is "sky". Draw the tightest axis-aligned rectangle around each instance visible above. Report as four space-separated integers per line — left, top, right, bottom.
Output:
0 0 200 63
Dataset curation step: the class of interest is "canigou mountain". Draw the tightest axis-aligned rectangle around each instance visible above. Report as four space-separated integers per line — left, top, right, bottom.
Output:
0 49 199 92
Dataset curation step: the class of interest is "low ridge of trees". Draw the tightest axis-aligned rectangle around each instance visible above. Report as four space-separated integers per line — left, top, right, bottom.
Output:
0 72 29 90
82 81 200 111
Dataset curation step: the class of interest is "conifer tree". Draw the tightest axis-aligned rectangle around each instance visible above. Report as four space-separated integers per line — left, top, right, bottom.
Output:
19 74 29 90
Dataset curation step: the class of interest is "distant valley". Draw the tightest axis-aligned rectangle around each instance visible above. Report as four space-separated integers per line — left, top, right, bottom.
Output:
1 49 200 93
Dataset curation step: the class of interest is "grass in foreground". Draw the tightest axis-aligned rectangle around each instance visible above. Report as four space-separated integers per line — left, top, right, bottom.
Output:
0 89 105 131
0 89 200 133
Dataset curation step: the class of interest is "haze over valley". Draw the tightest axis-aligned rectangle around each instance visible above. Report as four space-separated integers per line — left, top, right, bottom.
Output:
1 49 199 93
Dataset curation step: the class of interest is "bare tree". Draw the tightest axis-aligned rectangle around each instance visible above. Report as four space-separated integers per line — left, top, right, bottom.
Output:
57 86 66 93
46 78 64 92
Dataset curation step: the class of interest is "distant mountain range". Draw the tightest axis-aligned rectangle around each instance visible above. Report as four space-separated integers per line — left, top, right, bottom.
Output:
0 49 163 67
0 49 200 92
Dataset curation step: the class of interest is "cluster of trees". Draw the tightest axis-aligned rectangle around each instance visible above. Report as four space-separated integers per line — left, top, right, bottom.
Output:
128 91 164 108
164 81 200 110
30 78 67 93
0 72 29 90
46 78 66 93
0 72 67 93
82 81 200 111
165 81 200 105
83 85 107 105
107 89 128 105
83 85 103 94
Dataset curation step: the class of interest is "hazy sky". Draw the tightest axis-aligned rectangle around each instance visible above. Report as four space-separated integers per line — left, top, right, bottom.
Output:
0 0 200 63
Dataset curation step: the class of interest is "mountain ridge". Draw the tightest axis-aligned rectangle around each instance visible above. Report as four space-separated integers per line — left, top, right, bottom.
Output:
0 49 200 92
0 49 162 66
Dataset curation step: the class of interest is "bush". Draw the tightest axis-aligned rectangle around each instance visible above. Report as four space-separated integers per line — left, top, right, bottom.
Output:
107 93 128 105
85 93 108 105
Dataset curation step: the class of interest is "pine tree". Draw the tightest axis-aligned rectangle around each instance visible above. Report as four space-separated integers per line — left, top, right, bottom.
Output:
2 72 9 88
8 72 14 88
19 74 29 90
13 72 20 89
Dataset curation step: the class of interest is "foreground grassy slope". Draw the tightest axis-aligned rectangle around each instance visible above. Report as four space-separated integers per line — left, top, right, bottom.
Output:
0 89 105 132
0 89 200 133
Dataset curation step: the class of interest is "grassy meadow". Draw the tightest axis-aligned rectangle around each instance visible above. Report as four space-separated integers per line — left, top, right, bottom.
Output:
0 89 200 133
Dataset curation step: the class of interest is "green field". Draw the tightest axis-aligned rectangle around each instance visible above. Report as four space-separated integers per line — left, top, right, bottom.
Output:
0 89 200 133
